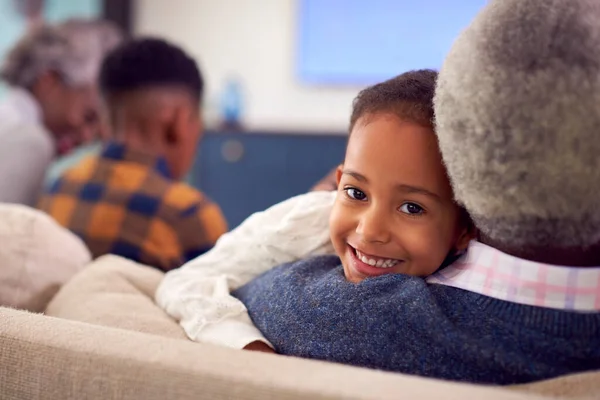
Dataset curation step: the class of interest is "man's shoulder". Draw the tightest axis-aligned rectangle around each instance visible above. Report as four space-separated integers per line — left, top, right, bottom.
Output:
236 256 430 307
234 255 341 298
267 255 344 281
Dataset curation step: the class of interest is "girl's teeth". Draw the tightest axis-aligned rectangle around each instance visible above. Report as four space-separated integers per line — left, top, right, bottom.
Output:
356 250 399 268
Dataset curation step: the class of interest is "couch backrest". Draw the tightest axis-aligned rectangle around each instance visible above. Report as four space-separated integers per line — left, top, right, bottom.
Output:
0 306 561 400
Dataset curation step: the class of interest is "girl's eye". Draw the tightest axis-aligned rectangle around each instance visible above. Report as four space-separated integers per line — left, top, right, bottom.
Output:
345 188 367 201
400 202 424 215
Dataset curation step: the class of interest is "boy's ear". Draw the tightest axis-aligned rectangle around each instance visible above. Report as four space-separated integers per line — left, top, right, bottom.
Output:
335 164 344 187
165 105 190 145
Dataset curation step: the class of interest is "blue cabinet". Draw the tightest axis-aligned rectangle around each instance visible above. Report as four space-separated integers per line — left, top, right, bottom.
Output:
190 131 346 228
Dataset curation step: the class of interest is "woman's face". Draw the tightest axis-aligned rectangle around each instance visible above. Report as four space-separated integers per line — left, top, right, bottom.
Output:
37 73 99 154
329 113 471 283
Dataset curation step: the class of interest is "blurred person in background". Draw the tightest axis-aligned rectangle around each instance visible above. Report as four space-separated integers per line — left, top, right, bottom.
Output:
39 38 228 271
44 19 126 184
0 19 122 206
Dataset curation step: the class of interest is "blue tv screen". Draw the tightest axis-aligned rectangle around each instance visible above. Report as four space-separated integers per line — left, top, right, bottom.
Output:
297 0 488 85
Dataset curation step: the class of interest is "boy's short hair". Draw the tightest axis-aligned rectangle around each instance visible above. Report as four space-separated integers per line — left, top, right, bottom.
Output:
349 69 437 132
99 38 203 102
434 0 600 248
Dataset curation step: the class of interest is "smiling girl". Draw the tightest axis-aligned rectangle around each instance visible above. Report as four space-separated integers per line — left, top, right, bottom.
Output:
330 69 472 283
158 69 474 354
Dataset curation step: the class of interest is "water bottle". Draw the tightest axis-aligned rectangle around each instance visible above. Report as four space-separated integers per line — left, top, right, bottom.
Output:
220 77 244 131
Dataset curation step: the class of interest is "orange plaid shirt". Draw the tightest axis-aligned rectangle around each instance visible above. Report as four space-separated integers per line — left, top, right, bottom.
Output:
38 142 227 271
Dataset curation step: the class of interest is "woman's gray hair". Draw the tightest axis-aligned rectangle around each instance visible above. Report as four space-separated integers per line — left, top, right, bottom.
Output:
434 0 600 249
0 19 123 88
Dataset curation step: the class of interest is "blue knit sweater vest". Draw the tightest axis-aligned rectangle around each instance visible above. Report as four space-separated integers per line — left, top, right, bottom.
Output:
233 255 600 385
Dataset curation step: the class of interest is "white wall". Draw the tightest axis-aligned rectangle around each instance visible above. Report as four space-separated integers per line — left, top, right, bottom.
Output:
134 0 359 133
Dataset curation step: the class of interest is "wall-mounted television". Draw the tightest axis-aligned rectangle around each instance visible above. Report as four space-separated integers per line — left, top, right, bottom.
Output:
297 0 488 86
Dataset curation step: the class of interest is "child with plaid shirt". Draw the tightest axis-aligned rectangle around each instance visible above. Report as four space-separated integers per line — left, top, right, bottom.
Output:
39 38 227 271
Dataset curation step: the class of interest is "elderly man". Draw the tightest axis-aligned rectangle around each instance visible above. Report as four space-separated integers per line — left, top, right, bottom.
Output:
0 19 122 206
157 0 600 385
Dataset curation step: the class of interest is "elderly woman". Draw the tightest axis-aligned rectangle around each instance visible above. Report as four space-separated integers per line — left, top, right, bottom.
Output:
0 19 122 205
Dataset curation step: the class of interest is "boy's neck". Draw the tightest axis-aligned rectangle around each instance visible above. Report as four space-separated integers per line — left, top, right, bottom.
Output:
479 234 600 267
111 127 165 155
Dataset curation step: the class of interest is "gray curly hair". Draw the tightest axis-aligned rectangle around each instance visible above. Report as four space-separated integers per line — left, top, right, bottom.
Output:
434 0 600 249
0 18 123 88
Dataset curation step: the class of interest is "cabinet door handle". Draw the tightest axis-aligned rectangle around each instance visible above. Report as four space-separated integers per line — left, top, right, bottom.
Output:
221 139 244 163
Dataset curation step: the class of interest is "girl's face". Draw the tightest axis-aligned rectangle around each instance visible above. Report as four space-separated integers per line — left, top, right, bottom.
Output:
330 113 471 283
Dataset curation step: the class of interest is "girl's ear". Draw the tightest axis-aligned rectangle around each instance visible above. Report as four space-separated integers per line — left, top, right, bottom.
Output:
456 227 476 253
335 164 343 187
455 209 477 253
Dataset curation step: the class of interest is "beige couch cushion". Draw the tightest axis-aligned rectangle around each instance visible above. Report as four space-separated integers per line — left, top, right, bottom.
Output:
0 204 91 312
46 254 187 340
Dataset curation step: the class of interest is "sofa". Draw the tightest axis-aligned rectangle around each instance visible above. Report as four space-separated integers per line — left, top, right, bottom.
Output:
1 252 599 400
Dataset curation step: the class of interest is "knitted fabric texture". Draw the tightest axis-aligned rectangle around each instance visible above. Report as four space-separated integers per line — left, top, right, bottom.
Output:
234 255 600 385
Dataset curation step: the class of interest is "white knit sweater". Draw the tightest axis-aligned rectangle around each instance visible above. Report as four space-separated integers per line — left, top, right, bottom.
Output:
155 191 336 348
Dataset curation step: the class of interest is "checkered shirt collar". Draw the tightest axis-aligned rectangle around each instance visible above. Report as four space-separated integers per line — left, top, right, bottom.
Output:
427 241 600 312
100 141 172 179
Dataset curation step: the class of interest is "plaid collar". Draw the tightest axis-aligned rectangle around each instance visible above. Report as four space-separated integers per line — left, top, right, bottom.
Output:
427 241 600 312
100 142 172 179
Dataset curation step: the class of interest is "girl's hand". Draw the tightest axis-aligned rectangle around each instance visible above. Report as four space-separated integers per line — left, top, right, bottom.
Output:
243 341 276 353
